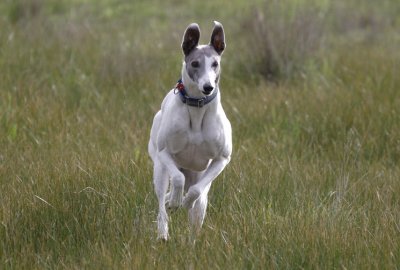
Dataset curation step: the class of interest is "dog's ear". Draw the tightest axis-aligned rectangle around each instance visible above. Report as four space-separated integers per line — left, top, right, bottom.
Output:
182 23 200 56
210 21 225 55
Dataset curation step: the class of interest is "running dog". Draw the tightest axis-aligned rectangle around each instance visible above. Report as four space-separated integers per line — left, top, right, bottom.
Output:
148 21 232 240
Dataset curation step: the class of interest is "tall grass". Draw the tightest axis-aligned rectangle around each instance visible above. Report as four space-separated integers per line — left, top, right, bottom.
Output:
243 0 325 80
1 0 400 269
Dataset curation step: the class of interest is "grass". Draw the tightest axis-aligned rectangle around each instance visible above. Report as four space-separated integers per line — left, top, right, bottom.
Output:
1 0 400 269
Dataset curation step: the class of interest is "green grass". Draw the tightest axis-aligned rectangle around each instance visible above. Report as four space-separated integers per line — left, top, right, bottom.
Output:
1 0 400 269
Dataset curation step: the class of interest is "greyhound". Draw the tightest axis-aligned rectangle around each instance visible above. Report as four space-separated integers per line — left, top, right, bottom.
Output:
148 21 232 240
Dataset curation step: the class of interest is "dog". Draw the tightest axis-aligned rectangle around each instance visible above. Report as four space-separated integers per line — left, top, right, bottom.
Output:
148 21 232 240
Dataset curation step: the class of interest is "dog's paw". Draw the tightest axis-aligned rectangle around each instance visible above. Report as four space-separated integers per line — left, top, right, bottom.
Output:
157 232 169 242
167 200 182 210
157 212 169 241
168 186 183 209
183 187 201 209
167 203 180 211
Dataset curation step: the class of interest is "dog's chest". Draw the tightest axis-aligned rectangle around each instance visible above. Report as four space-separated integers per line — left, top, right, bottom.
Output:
167 122 224 171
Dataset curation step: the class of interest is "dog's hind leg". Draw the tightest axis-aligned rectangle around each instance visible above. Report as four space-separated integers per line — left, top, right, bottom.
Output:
153 159 169 240
164 192 170 206
188 183 211 237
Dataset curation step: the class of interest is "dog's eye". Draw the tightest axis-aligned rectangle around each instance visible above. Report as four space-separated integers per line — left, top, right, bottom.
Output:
212 61 218 68
191 61 200 68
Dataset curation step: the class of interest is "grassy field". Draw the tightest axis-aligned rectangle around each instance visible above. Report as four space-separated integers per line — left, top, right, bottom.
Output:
1 0 400 269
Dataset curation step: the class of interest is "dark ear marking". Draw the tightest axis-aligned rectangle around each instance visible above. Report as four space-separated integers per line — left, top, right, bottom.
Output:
182 23 200 56
210 21 226 55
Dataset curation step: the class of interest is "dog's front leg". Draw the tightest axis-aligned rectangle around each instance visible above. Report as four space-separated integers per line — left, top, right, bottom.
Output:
153 159 169 240
158 149 185 209
183 156 230 209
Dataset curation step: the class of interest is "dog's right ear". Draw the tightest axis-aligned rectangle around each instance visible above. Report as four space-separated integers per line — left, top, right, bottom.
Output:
182 23 200 56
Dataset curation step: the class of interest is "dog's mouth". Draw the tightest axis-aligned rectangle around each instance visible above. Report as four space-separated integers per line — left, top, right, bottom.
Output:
202 90 213 96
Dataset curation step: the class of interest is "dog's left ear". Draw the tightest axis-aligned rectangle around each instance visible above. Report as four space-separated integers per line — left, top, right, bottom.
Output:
210 21 226 55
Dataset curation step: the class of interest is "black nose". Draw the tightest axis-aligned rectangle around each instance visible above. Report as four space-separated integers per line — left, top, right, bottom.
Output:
203 84 214 94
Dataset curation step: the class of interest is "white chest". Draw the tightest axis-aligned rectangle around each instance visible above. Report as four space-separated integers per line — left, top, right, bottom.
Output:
166 125 224 171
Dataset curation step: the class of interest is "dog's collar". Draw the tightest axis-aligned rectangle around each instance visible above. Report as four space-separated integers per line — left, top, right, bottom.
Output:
174 79 218 108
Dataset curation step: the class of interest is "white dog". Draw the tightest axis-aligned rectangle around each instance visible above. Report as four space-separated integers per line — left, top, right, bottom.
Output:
148 21 232 240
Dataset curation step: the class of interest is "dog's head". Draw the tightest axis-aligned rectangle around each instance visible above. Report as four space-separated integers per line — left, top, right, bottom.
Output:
181 21 226 96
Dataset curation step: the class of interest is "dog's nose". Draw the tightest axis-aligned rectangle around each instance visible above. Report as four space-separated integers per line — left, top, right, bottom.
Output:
203 84 214 94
